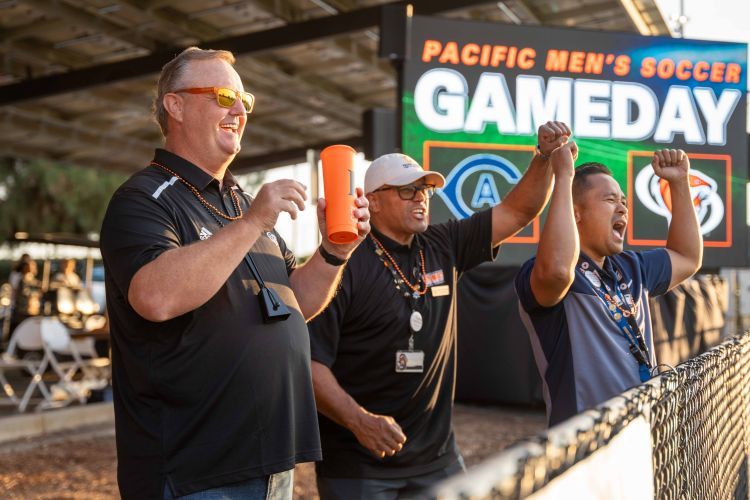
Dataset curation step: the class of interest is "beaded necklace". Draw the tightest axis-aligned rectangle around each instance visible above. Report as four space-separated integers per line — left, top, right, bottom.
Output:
150 161 291 323
150 161 243 221
370 234 428 298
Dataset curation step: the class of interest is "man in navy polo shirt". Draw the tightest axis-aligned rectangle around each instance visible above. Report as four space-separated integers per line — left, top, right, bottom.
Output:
515 143 703 426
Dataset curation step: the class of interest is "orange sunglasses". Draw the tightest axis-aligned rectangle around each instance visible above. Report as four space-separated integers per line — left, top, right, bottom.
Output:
173 87 255 113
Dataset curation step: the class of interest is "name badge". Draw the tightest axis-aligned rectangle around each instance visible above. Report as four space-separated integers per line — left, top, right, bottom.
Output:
395 350 424 373
431 285 450 297
424 269 445 286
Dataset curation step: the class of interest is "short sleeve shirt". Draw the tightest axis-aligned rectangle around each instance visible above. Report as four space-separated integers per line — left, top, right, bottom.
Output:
308 209 497 479
515 250 672 426
100 149 320 498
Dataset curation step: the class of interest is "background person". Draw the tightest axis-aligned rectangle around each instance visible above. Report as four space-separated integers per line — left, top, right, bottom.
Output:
52 259 82 289
307 122 571 499
100 47 370 500
8 253 32 293
10 258 41 332
515 146 702 426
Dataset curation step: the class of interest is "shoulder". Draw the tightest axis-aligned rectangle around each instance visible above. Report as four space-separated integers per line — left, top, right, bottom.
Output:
618 249 669 270
613 251 640 267
110 167 174 201
101 168 180 241
421 218 459 248
349 240 379 271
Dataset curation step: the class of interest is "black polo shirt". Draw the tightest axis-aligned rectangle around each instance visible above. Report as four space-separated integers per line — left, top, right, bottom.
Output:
100 149 321 499
308 209 496 479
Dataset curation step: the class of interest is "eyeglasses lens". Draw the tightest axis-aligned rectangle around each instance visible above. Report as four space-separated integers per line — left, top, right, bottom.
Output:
215 88 254 113
397 186 435 200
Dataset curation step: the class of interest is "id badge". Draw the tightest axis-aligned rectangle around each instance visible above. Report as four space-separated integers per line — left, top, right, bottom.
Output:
395 350 424 373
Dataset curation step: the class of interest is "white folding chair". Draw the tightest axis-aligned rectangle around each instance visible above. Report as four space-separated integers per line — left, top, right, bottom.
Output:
39 318 109 406
0 317 54 412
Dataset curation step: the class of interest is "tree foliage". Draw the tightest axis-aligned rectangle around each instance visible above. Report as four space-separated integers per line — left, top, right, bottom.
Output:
0 157 127 241
0 157 268 243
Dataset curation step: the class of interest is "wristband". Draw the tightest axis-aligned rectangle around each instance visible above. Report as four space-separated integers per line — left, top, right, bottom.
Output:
536 144 550 161
319 245 348 266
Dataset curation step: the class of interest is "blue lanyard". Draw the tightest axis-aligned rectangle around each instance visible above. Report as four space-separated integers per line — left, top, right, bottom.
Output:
581 261 652 382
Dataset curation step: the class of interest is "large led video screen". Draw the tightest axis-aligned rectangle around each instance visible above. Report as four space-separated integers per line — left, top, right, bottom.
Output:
402 16 748 267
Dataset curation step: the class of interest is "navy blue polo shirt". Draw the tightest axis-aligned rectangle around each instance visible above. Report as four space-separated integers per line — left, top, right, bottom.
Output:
515 250 671 426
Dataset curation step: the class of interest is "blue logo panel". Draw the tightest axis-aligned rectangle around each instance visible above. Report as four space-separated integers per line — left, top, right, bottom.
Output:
438 154 522 219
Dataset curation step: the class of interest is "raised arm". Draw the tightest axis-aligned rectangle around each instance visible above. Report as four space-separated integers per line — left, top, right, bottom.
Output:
491 121 571 245
651 149 703 289
530 141 580 307
311 361 406 459
289 188 370 320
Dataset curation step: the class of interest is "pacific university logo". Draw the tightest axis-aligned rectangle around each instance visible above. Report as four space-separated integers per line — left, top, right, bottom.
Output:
423 141 540 243
627 151 732 248
634 165 724 235
439 153 522 219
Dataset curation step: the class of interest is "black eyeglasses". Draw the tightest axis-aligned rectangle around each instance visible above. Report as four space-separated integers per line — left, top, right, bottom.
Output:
374 184 436 201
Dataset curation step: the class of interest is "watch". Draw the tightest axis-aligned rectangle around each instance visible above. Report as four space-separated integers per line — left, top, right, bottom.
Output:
319 245 348 266
535 144 551 161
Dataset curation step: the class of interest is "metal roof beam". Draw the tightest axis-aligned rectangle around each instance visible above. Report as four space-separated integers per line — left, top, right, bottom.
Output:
104 0 366 132
0 0 497 105
501 1 541 24
0 106 154 162
231 135 363 173
19 0 159 52
0 36 91 68
537 1 618 24
249 0 392 74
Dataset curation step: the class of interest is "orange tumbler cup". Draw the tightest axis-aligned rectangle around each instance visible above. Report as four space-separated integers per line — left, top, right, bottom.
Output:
321 145 358 244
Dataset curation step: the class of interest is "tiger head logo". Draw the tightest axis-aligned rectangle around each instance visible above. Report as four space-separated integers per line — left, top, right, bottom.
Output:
634 165 724 235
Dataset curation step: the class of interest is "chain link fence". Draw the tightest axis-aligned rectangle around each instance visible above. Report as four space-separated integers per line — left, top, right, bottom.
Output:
429 333 750 499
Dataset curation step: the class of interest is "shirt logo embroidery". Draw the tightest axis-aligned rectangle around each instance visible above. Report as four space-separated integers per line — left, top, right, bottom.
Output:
265 231 279 247
424 269 445 286
198 227 213 240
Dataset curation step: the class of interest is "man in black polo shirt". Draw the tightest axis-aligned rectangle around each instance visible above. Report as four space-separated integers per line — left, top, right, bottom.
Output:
100 47 370 499
308 122 571 498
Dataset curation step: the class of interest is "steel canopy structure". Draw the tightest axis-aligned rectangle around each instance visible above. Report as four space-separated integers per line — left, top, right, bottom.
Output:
0 0 669 172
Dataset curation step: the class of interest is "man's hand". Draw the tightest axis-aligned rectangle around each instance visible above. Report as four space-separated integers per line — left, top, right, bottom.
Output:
652 149 689 183
351 409 407 459
538 121 572 156
318 187 371 260
654 148 702 289
244 179 308 232
550 141 578 180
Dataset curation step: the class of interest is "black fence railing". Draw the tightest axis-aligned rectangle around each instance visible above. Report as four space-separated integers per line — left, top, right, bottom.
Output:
429 332 750 499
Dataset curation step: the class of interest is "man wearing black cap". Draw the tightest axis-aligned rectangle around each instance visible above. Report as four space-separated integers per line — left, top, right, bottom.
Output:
308 122 572 498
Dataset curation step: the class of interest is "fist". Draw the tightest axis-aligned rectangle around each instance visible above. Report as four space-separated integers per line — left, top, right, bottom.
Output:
550 141 578 179
353 411 407 459
538 121 572 156
652 149 689 183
